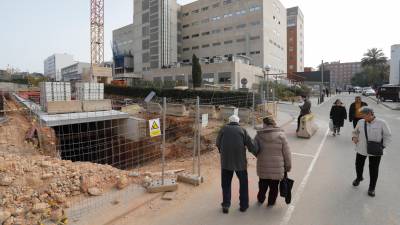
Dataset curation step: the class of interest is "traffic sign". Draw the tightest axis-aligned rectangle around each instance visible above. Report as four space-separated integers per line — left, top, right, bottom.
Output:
149 118 161 137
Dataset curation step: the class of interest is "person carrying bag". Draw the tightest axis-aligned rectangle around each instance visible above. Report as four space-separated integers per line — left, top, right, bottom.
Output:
351 107 391 197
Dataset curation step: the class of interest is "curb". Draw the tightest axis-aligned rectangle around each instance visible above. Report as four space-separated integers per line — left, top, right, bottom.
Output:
367 96 400 110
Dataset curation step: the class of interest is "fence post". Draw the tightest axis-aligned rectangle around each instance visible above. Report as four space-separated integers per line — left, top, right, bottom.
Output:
196 96 201 177
162 97 166 185
192 99 197 174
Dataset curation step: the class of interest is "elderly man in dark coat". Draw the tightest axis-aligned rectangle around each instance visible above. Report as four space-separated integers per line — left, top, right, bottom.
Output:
216 115 255 214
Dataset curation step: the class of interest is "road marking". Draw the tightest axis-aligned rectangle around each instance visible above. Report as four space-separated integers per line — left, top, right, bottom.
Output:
291 152 315 158
280 128 330 225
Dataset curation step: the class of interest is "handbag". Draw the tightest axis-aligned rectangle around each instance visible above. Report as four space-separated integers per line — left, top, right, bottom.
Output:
364 122 383 156
329 119 334 132
279 172 294 204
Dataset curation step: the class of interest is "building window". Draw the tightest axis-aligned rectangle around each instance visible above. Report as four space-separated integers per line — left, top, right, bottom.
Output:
212 42 221 46
223 0 232 5
201 18 209 24
224 13 233 18
250 36 260 40
203 73 214 84
236 10 246 15
211 29 221 34
192 21 199 26
192 34 200 38
192 46 199 50
218 72 231 84
237 52 246 56
202 6 209 11
236 38 246 43
192 9 199 14
202 31 210 36
202 44 210 48
250 51 261 55
236 24 246 29
224 40 233 44
250 21 261 26
182 36 190 40
250 6 261 12
212 3 220 8
183 48 190 52
211 16 221 21
224 26 233 31
182 24 190 28
182 12 189 17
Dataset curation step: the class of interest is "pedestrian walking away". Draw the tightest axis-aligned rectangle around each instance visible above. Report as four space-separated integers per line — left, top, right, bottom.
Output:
330 99 347 136
254 117 292 207
349 96 368 128
351 107 392 197
297 95 311 132
216 115 256 214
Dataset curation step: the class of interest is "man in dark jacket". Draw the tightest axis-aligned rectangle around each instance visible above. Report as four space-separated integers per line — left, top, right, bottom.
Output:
349 96 368 128
216 115 255 214
296 95 311 132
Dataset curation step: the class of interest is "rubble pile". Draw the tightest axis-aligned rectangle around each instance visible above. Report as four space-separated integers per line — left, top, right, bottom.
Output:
0 152 133 225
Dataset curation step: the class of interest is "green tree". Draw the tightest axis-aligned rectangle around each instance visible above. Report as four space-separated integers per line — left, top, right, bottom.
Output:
361 48 387 67
192 54 202 88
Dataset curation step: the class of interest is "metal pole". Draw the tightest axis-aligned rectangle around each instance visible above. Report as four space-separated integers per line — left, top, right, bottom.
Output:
321 60 324 104
162 97 166 185
192 99 197 174
196 96 201 176
252 92 255 128
266 70 270 104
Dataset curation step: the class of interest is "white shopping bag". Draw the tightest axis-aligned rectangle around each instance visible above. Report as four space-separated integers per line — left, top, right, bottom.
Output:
329 119 334 132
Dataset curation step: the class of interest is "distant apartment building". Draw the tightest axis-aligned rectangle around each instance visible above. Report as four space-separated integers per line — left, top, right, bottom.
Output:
323 61 362 89
61 62 91 82
113 0 288 83
390 44 400 84
287 6 304 79
44 54 74 81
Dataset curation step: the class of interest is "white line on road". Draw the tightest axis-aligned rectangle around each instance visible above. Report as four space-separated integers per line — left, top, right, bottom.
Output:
280 128 330 225
291 152 315 158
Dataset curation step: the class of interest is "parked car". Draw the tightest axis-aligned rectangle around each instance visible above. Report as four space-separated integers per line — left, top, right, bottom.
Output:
377 85 400 102
363 88 376 96
353 87 362 93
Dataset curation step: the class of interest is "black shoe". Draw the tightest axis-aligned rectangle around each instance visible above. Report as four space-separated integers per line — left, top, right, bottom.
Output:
368 190 375 197
239 207 248 212
222 207 229 214
352 178 363 187
267 202 276 207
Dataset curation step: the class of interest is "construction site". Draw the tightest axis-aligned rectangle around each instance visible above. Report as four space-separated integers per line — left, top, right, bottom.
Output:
0 80 277 225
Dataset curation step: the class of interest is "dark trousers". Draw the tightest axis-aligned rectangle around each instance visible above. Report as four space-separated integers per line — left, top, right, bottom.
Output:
355 153 382 191
333 126 341 133
221 169 249 209
353 118 361 128
257 179 280 205
297 114 305 131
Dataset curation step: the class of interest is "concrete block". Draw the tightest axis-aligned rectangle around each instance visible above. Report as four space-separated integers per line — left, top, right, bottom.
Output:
121 104 144 115
177 173 203 186
297 114 318 139
146 178 178 193
82 99 112 112
219 106 237 120
46 100 82 114
146 102 162 114
167 104 188 117
238 108 251 124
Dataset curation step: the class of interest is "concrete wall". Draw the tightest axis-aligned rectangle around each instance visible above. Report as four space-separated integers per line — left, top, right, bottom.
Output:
390 45 400 85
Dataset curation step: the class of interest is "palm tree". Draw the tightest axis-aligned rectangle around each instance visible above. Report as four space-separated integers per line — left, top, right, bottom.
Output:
361 48 387 68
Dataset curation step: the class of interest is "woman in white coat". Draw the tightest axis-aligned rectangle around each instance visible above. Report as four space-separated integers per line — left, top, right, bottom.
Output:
352 107 391 197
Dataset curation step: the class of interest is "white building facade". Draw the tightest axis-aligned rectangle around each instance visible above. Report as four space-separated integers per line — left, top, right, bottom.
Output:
44 54 74 81
390 44 400 85
61 62 91 82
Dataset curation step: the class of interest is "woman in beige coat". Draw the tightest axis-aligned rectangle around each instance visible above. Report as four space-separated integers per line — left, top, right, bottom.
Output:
255 117 292 206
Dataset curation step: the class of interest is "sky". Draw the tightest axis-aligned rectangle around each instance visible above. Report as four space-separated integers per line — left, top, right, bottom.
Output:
0 0 399 73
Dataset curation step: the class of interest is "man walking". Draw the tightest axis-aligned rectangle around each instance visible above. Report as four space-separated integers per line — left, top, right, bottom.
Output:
349 96 368 128
216 115 255 214
352 107 391 197
297 95 311 132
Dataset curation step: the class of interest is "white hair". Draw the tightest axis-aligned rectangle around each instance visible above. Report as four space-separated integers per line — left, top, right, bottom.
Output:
229 115 240 123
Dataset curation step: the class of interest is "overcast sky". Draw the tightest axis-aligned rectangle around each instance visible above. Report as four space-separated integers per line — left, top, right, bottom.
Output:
0 0 399 73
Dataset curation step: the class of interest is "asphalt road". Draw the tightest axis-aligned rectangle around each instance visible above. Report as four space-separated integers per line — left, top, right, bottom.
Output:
115 94 400 225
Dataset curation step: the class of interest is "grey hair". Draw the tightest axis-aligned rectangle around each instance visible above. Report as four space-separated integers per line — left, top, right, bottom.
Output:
360 106 374 115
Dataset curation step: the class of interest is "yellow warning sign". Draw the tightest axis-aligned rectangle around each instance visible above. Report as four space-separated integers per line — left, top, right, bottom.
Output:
149 118 161 137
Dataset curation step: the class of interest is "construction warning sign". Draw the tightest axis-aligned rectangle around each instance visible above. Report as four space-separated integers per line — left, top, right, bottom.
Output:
149 118 161 137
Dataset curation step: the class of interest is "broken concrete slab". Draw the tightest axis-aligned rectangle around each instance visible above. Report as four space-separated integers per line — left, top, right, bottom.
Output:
167 104 189 117
146 178 178 193
177 173 203 186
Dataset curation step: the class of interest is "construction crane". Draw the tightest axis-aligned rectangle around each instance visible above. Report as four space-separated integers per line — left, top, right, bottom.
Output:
90 0 105 81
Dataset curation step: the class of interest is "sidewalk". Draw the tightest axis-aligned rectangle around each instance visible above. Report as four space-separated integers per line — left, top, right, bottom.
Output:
367 96 400 110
